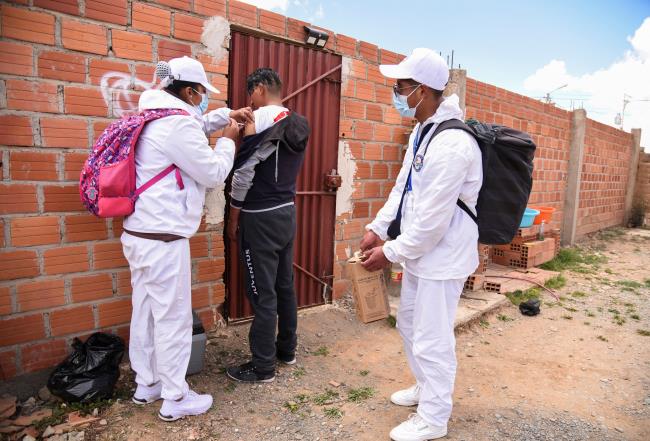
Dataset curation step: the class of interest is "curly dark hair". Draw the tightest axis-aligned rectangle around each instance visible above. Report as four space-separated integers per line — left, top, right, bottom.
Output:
246 68 282 95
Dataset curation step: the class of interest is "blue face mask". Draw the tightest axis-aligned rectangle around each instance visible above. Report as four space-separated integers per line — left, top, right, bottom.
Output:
392 85 422 118
191 88 209 114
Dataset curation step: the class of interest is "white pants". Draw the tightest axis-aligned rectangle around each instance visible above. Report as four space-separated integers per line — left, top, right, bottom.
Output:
397 270 465 427
121 233 192 401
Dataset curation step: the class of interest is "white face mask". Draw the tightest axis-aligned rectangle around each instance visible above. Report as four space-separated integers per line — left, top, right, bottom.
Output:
392 84 423 118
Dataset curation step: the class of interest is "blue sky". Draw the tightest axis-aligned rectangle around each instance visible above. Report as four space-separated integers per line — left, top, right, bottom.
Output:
242 0 650 147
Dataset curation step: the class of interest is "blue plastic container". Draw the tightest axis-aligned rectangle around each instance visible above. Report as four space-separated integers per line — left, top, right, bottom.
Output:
520 208 540 228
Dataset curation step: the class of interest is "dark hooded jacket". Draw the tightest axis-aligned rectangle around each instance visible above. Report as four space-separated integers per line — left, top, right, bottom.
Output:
230 112 310 211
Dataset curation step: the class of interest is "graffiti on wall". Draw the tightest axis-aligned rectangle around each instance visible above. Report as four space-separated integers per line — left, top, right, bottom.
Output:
100 71 157 117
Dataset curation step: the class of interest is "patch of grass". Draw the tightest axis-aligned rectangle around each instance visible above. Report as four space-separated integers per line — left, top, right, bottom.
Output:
313 389 339 405
585 310 596 317
284 401 300 413
570 291 587 298
540 247 607 273
597 227 626 242
505 287 540 306
630 314 640 321
496 314 513 322
479 319 490 328
613 315 626 326
313 346 330 356
637 329 650 337
359 370 370 376
294 393 310 404
387 315 397 328
545 275 567 290
323 407 343 419
604 268 614 275
224 382 237 393
644 279 650 288
347 387 375 402
564 307 578 312
562 315 573 320
597 335 608 342
616 280 643 289
293 366 307 378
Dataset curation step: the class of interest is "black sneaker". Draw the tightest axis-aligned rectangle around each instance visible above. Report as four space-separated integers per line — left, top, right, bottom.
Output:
226 362 275 383
277 352 297 365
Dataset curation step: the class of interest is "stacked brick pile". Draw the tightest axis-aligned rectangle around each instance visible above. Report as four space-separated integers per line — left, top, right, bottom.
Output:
490 225 560 269
463 243 490 291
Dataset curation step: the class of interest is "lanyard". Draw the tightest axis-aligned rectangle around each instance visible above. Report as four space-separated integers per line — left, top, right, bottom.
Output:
406 124 429 191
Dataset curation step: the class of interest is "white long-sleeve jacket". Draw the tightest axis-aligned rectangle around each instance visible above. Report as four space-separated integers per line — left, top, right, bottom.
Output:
122 89 235 238
366 94 483 280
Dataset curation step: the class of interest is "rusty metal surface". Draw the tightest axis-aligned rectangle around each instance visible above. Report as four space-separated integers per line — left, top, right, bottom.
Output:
226 31 342 321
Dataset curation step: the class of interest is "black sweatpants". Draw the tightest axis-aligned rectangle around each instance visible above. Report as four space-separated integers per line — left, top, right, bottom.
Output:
238 204 297 373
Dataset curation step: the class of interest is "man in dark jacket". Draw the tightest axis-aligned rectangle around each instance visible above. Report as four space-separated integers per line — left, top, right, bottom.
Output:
226 68 310 383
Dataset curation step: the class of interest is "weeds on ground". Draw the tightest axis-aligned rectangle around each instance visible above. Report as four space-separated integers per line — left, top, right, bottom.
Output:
540 248 607 273
545 275 567 290
637 329 650 336
596 227 626 242
359 370 370 376
645 279 650 288
313 389 339 405
562 315 573 320
479 319 490 328
324 407 343 418
617 280 643 291
347 387 375 402
313 346 330 356
293 366 307 378
497 314 513 322
284 401 300 413
597 335 608 342
387 315 397 328
571 291 587 298
224 382 237 393
505 287 540 306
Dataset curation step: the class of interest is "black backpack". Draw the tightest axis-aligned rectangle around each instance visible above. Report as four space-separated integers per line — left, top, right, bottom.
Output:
388 118 536 245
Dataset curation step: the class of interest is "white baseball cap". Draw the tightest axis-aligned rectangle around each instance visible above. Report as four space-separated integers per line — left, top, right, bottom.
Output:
379 48 449 91
166 56 219 94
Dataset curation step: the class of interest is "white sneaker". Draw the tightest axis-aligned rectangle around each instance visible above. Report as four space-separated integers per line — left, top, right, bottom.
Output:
158 390 213 422
390 384 421 406
132 382 162 405
389 413 448 441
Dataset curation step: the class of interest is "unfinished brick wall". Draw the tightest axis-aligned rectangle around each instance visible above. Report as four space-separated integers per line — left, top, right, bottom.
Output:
331 53 412 298
0 0 639 380
576 120 634 236
0 0 232 379
465 78 571 230
634 152 650 215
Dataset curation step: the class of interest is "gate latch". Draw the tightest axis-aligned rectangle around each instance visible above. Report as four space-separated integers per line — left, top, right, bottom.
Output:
325 169 342 191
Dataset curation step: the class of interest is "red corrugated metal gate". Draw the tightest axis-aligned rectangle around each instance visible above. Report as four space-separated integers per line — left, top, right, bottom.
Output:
225 31 342 321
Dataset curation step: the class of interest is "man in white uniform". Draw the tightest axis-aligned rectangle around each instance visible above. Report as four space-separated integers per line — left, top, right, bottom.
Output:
121 56 252 421
360 49 483 440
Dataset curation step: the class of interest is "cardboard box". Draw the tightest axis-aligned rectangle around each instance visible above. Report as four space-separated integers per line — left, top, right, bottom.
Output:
347 256 390 323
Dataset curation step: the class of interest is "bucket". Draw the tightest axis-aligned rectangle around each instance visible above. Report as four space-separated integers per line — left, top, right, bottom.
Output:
530 206 556 225
520 208 540 228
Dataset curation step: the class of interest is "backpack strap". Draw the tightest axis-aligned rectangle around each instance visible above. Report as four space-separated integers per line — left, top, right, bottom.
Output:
429 119 479 225
131 164 184 201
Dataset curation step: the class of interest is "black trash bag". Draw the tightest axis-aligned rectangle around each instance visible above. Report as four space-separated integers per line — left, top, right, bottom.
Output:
47 332 125 403
519 299 541 316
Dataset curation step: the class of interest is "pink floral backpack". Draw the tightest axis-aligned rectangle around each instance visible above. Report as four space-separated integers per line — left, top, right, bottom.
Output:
79 108 188 217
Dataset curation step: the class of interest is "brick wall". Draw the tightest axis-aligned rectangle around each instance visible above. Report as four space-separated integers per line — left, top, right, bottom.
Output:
0 0 639 380
634 152 650 214
576 120 634 236
331 53 412 298
465 78 571 230
0 0 232 380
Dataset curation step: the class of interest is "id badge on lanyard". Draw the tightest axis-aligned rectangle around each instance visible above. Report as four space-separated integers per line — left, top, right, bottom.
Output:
406 126 425 192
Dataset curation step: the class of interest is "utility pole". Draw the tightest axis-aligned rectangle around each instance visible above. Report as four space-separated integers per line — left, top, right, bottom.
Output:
544 84 568 104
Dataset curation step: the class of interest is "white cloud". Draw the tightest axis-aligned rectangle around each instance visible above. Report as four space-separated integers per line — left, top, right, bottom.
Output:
239 0 289 12
523 17 650 149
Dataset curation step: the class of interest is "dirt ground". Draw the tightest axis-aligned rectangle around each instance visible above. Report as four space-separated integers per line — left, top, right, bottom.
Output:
88 228 650 441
